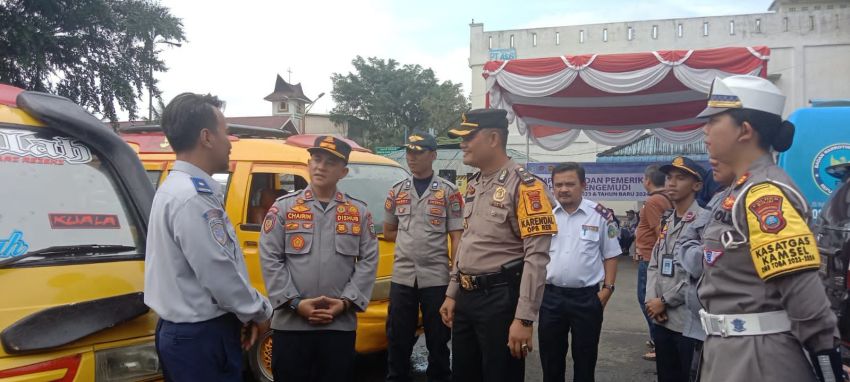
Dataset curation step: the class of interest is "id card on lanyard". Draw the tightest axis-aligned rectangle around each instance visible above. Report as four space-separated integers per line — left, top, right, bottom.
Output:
661 254 675 277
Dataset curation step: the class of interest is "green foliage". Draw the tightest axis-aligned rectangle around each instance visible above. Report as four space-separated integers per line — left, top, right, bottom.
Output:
330 56 469 149
0 0 185 122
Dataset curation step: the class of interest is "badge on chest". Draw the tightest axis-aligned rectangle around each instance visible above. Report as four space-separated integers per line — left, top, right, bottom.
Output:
661 255 675 277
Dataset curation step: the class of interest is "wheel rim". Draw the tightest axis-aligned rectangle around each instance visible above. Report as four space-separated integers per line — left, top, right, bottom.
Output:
257 331 274 380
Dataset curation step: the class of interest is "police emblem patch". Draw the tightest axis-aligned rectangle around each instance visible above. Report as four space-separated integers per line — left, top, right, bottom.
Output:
291 204 310 213
748 194 787 234
337 206 346 214
731 318 746 333
683 211 696 222
434 189 445 199
285 222 299 230
431 219 441 226
385 197 393 210
493 186 506 202
290 235 305 250
704 249 723 265
352 224 361 235
263 214 276 233
210 219 228 246
337 223 347 234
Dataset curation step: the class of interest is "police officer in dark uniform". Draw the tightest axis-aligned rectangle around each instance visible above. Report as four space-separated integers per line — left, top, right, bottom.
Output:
145 93 272 381
439 109 557 382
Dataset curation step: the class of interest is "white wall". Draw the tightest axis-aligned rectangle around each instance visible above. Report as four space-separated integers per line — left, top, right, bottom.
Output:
470 1 850 168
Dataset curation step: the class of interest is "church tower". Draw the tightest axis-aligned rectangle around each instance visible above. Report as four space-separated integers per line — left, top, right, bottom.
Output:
264 74 313 133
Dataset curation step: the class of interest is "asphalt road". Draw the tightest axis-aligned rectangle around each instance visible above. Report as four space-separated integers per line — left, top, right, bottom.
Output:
353 257 658 382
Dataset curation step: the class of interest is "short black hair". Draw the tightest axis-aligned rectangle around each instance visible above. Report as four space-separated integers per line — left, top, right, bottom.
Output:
161 92 224 153
552 162 586 184
482 127 508 151
644 164 666 188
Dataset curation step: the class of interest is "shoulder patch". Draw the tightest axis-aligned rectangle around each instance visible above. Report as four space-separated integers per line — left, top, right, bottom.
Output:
191 177 213 194
593 203 614 222
745 182 819 281
517 180 557 238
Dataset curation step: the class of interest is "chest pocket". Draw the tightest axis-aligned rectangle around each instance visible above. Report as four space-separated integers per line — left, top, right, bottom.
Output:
284 224 313 255
395 204 412 231
484 203 509 224
335 231 359 259
425 204 447 233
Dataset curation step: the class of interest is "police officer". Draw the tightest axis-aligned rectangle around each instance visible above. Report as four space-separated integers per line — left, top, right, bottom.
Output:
384 132 463 382
144 93 272 381
675 158 735 382
644 156 705 382
697 75 842 382
439 108 557 382
260 135 378 382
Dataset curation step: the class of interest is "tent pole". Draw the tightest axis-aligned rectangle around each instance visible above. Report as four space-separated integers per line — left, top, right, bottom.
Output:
526 129 530 167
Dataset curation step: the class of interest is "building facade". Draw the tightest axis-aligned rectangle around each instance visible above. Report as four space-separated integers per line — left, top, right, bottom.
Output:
469 0 850 161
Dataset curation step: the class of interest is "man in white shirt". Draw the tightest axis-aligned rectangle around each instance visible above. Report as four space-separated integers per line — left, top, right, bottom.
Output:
539 162 621 382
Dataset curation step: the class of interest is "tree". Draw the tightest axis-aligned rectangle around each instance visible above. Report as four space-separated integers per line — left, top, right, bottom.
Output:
0 0 185 123
330 56 469 149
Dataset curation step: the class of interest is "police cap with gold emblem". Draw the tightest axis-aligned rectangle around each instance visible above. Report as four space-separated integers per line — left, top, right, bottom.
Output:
406 131 438 152
307 135 352 163
448 108 509 138
660 156 705 182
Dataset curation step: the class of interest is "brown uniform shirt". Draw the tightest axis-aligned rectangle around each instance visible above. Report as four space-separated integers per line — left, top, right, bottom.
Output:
446 160 557 321
384 175 464 288
697 155 837 382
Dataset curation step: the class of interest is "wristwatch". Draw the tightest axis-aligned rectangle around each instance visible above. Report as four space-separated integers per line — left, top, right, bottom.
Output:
519 319 534 327
287 297 302 312
602 284 615 293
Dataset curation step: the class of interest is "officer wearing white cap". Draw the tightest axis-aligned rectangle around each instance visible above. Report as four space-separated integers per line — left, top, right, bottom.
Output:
697 75 842 382
145 93 272 381
384 132 462 382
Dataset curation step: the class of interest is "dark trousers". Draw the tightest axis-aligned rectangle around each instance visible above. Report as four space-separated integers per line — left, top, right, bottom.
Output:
271 330 356 382
386 282 451 382
538 284 603 382
637 260 656 343
155 313 243 382
452 284 524 382
654 325 698 382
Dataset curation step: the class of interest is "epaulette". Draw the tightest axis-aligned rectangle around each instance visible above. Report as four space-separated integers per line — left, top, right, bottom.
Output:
468 172 481 182
345 193 368 207
275 189 301 202
515 167 536 186
439 176 459 190
191 177 214 194
594 202 614 222
391 178 406 189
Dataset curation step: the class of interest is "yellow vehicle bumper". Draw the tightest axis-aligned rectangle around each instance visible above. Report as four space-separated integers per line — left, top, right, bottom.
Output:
355 300 389 354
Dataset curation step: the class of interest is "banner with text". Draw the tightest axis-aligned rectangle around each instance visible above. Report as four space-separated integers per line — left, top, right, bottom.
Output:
526 162 655 201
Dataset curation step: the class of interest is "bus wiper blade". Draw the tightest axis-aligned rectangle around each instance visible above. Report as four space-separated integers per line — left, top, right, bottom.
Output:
0 244 136 268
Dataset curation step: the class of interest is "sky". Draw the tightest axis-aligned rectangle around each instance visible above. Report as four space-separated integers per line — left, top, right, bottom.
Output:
149 0 775 119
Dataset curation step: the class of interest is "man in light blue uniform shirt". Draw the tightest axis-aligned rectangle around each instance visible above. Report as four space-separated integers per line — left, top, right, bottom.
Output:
539 162 621 382
144 93 272 381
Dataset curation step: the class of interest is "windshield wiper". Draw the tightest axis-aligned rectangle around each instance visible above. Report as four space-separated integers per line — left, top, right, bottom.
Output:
0 244 136 268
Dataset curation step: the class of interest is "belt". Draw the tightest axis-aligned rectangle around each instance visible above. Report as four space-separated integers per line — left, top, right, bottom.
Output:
458 271 512 291
699 309 791 337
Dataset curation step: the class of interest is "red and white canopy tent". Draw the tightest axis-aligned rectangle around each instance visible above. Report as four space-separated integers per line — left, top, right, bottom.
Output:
483 46 770 151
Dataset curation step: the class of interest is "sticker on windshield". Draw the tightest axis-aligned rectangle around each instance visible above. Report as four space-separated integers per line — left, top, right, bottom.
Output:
0 230 29 258
49 213 121 229
0 129 93 165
